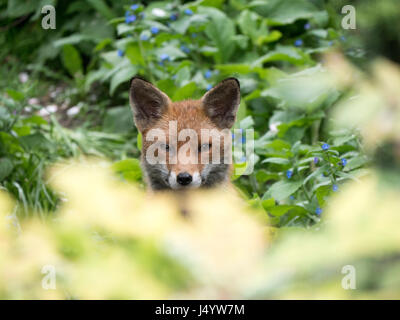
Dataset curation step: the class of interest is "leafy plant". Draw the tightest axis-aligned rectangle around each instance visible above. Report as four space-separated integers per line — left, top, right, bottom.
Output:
0 0 368 228
86 0 365 226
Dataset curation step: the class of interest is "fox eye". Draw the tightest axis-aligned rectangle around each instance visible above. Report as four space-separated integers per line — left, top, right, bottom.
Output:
199 143 211 152
160 143 170 151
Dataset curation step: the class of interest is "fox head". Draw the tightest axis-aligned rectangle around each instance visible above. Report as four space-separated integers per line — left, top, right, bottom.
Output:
129 77 240 191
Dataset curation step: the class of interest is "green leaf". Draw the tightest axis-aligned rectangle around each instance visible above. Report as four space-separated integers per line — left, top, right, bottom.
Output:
216 64 251 74
137 132 142 150
110 65 138 95
215 64 270 78
237 10 262 43
13 125 30 137
316 185 331 206
260 66 334 112
303 166 327 185
237 10 279 46
112 159 142 182
103 106 134 133
94 39 112 52
117 24 136 36
86 0 115 20
0 158 14 180
249 0 319 25
157 45 186 61
262 157 290 165
126 44 145 67
266 205 307 217
170 14 208 34
258 30 282 44
156 79 176 98
53 34 91 47
6 0 38 17
236 100 247 123
172 82 197 101
174 66 191 85
61 45 83 77
268 180 303 201
261 198 275 210
112 158 140 172
6 89 24 101
344 156 369 171
239 116 254 129
201 7 236 63
19 133 53 152
0 108 11 125
253 45 311 67
232 160 249 180
200 0 225 8
255 170 279 183
22 115 48 126
0 132 23 153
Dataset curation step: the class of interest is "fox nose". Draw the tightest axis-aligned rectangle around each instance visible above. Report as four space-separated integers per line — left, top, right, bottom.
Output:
177 172 192 186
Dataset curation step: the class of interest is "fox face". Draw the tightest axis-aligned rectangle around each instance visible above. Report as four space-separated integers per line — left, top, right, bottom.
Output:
129 77 240 191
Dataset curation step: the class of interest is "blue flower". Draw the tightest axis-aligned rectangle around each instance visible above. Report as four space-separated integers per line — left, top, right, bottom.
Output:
232 133 235 141
125 11 131 17
151 26 159 34
328 41 334 46
315 207 322 215
204 70 212 79
125 14 136 23
286 170 293 179
341 158 347 166
206 84 212 91
170 13 178 21
294 39 303 47
340 35 346 42
172 75 177 80
290 195 295 200
332 184 339 192
117 49 124 57
140 34 149 41
184 9 193 15
241 134 246 144
130 4 139 10
304 23 311 30
322 143 330 150
191 33 197 38
160 53 170 61
180 45 190 53
313 157 319 164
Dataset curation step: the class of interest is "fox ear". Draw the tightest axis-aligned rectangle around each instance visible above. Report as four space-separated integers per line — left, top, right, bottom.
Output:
201 78 240 129
129 77 171 132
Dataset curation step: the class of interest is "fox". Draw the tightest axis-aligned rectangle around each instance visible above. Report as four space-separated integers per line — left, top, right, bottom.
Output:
129 77 240 191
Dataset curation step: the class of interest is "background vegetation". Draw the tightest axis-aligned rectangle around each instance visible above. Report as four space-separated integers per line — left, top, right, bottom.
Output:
1 0 367 224
1 0 400 299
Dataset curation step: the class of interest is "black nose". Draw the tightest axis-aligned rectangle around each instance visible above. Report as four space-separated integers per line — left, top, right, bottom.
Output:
177 172 192 186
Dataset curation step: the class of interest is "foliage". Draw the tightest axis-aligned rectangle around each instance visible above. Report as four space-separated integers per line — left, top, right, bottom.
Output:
0 0 368 227
0 154 399 299
0 88 139 216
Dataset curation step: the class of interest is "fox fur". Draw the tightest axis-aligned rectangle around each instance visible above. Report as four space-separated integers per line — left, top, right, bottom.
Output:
129 77 240 191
